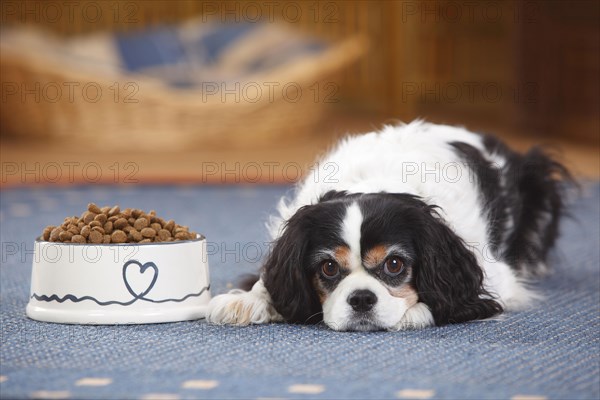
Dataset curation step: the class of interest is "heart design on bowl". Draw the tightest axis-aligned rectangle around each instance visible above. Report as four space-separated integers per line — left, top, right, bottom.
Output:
122 260 159 300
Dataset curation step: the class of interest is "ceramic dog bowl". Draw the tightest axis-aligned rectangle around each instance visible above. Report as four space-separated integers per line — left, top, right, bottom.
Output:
26 235 211 324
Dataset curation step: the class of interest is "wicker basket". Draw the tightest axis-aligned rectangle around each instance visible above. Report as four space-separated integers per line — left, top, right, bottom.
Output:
0 27 367 150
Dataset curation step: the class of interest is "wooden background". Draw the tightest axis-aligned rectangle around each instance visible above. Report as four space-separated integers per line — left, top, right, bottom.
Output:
3 0 598 142
1 0 598 185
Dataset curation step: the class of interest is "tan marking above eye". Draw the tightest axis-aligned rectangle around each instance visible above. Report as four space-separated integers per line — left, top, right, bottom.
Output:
363 245 389 268
333 246 351 268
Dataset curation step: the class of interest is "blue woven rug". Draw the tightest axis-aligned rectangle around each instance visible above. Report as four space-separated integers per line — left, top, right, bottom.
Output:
1 184 599 399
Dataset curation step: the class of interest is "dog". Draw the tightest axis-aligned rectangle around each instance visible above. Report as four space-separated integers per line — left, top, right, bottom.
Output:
207 121 570 331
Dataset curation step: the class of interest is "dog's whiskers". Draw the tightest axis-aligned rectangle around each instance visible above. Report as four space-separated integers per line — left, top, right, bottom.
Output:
304 311 324 323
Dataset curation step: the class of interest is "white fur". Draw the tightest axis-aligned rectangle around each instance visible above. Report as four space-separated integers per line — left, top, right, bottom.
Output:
323 270 412 331
208 121 534 328
206 280 282 325
341 202 363 271
323 204 434 331
272 121 532 311
394 302 436 330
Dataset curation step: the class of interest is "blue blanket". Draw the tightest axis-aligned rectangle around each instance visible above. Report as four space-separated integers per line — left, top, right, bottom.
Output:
114 22 325 88
1 184 598 399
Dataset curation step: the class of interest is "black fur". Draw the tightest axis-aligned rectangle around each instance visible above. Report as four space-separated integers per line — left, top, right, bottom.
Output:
359 193 503 325
409 205 504 324
450 141 507 252
262 191 504 326
453 136 572 275
258 133 571 329
262 199 347 324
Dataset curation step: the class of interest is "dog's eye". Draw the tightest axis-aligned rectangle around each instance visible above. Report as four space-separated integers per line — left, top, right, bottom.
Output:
321 260 340 278
383 256 404 276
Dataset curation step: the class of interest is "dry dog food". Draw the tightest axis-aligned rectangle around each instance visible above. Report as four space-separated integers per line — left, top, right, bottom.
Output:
42 204 199 244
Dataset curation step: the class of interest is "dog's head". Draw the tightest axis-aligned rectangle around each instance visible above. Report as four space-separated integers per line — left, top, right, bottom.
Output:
262 191 502 331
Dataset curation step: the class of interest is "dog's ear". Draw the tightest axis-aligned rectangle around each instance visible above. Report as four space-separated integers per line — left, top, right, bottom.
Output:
262 205 322 324
413 207 503 325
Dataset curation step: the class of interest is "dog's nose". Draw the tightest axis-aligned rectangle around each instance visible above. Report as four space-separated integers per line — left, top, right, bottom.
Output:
347 289 377 312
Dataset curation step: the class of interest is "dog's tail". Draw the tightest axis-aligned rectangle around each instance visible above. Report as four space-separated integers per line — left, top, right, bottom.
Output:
504 145 575 276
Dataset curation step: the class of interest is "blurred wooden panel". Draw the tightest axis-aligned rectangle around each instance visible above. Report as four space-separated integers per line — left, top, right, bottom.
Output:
2 0 598 143
518 0 599 143
2 108 598 188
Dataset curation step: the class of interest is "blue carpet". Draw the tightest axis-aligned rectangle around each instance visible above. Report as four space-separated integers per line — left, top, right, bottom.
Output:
1 184 599 400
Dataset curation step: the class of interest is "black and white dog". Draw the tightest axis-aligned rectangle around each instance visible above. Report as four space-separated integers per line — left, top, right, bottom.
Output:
207 121 570 331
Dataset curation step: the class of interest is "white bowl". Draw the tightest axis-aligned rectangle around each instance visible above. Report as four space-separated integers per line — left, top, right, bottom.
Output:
26 235 211 324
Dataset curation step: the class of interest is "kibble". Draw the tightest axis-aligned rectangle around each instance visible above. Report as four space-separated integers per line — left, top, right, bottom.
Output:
175 231 193 240
88 230 103 244
50 227 61 242
58 231 73 242
80 225 91 238
89 220 101 228
111 230 127 243
71 235 86 243
157 229 171 241
41 203 198 244
164 220 175 232
103 221 113 234
129 229 143 242
42 226 52 241
140 227 156 238
94 213 107 224
133 218 149 230
88 203 102 214
82 212 96 225
114 218 128 230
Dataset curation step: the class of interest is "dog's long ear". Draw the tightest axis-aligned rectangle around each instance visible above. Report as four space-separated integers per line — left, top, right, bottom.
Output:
413 207 503 325
262 205 322 324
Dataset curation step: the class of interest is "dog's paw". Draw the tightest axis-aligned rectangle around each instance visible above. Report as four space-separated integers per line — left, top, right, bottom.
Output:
206 281 282 326
391 302 435 331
